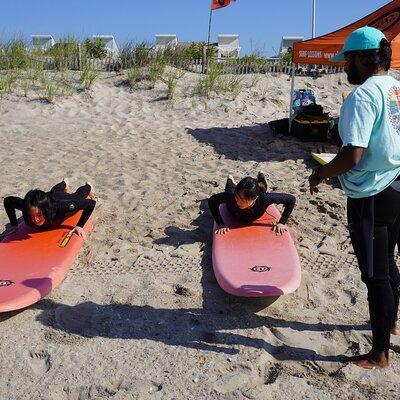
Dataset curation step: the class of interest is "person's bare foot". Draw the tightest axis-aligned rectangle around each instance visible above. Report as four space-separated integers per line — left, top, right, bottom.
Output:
391 324 400 335
86 181 96 199
63 178 71 193
347 350 389 370
228 175 237 185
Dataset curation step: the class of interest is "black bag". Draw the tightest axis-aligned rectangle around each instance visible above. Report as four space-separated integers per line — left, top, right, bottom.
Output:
291 115 330 142
268 118 290 135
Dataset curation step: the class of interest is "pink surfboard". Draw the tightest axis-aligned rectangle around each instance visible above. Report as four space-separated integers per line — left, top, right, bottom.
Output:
212 204 301 297
0 212 92 312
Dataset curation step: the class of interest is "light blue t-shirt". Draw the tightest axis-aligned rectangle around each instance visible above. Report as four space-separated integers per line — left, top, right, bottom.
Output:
338 75 400 198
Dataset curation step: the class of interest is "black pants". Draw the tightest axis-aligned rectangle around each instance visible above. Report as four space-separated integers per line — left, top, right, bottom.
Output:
50 181 91 200
347 185 400 351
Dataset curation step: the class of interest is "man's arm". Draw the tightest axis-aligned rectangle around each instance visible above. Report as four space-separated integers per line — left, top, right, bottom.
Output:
316 146 364 179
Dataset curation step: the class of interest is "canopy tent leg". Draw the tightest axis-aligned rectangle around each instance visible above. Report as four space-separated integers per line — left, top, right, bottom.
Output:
289 63 296 132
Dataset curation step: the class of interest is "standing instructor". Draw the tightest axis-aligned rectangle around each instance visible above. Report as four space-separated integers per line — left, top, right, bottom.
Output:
309 27 400 369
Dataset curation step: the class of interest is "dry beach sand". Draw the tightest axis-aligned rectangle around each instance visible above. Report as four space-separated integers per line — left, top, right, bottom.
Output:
0 70 399 399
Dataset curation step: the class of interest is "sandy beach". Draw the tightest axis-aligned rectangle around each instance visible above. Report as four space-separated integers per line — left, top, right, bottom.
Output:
1 70 399 399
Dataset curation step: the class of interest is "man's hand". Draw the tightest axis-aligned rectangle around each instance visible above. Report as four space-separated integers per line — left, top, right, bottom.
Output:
309 172 323 195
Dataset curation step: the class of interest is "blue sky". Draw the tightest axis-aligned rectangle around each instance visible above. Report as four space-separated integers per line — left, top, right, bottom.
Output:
1 0 389 55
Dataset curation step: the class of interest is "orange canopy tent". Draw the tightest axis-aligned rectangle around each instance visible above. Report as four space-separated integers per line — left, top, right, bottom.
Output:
289 0 400 120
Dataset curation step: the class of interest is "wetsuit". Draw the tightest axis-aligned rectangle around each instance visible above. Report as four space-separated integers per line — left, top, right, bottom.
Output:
3 181 95 229
208 178 296 227
347 176 400 351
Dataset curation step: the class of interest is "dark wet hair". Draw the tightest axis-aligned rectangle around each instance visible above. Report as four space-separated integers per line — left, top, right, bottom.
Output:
356 38 392 72
234 173 268 201
23 189 56 224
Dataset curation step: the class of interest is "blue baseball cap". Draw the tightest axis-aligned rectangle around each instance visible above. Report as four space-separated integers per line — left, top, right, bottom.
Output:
331 26 386 62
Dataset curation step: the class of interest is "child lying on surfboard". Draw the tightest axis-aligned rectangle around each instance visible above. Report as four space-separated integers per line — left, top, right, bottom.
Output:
3 179 95 240
208 173 295 236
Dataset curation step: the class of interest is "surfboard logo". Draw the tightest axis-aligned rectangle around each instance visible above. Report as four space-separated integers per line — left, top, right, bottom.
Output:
0 280 14 287
251 266 271 272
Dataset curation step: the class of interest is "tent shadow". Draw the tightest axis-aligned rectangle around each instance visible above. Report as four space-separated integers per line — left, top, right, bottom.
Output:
186 124 333 163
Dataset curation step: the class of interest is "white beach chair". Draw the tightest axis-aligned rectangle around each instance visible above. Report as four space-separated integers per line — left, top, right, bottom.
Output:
31 35 55 51
92 35 119 57
279 36 304 57
154 34 178 52
217 34 241 59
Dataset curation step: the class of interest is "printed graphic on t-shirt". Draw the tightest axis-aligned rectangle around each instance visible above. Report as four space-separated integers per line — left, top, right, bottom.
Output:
388 86 400 134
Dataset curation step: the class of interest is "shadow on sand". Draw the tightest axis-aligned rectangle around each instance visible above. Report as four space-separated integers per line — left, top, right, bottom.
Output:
30 200 368 363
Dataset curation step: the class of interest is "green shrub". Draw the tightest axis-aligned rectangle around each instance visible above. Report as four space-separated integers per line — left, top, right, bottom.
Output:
83 38 107 59
281 51 292 64
1 40 30 69
121 41 152 68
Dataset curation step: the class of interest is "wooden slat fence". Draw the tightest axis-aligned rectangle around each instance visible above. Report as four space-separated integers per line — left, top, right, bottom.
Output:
0 54 344 76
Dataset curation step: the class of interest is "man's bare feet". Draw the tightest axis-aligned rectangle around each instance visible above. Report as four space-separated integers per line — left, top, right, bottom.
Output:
86 181 96 199
63 178 71 193
391 324 400 335
347 350 389 370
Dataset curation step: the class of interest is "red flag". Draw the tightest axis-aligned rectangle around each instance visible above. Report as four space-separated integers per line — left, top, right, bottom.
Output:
211 0 236 11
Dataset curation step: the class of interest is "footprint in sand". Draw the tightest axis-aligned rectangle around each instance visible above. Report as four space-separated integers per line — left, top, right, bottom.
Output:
29 350 51 374
213 364 253 394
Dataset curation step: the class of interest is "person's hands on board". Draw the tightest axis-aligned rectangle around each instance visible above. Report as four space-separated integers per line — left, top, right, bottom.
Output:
70 226 87 240
215 224 230 235
273 223 287 236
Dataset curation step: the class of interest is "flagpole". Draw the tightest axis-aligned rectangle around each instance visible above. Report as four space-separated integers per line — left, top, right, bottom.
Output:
207 8 213 47
312 0 316 38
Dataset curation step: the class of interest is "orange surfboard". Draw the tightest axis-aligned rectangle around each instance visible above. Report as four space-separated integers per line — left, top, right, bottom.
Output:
0 212 92 312
212 204 301 297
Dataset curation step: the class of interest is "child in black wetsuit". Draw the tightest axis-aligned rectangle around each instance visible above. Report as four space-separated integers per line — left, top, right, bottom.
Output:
3 179 96 240
208 173 295 235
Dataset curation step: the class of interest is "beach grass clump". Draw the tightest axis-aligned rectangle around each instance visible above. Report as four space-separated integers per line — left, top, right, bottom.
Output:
162 70 185 100
29 58 45 86
0 70 18 96
218 75 243 99
126 65 142 88
42 78 59 103
80 64 99 90
147 57 165 88
120 41 153 68
21 76 31 97
195 62 223 98
259 87 269 102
